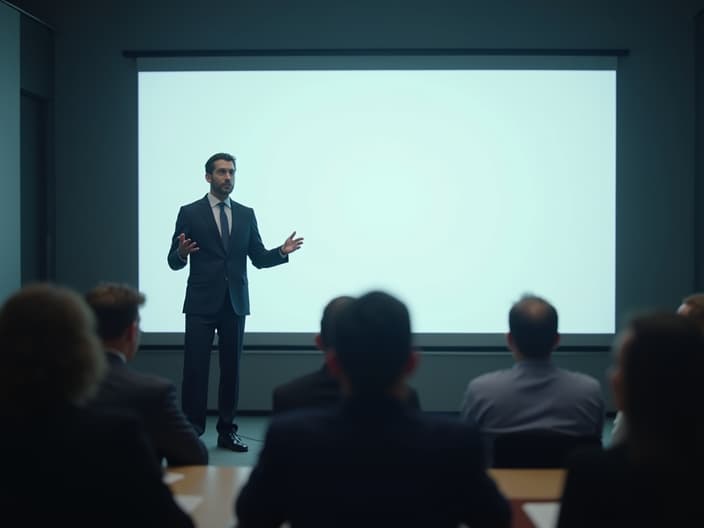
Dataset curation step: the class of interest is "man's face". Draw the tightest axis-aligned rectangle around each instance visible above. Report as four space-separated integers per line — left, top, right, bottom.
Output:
206 159 236 199
132 315 142 357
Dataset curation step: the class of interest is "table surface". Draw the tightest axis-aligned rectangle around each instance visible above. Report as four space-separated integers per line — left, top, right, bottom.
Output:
168 465 565 528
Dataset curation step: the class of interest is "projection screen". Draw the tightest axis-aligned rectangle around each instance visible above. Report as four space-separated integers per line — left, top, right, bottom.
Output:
137 55 616 345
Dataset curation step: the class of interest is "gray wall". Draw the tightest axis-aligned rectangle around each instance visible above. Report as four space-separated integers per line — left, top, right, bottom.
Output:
0 3 21 302
11 0 704 412
20 14 54 284
697 10 704 289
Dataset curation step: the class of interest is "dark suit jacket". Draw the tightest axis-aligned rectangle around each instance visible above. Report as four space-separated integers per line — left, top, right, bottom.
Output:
236 397 511 528
558 444 698 528
167 195 287 316
88 351 208 466
272 365 422 414
2 405 193 527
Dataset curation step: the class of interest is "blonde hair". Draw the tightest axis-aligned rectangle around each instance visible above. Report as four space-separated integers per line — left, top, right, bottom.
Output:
0 283 106 415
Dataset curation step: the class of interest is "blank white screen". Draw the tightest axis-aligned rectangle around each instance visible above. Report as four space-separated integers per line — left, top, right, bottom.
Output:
138 67 615 334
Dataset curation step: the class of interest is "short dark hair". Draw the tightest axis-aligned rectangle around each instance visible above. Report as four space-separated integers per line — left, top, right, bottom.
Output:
508 295 558 358
681 293 704 332
0 283 105 414
85 283 145 340
621 312 703 459
319 296 355 349
205 152 236 174
334 291 412 395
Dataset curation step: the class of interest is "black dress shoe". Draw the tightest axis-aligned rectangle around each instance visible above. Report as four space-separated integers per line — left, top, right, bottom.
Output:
217 431 248 452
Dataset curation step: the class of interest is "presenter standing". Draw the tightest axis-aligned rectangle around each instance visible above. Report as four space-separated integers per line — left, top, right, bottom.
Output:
168 153 303 451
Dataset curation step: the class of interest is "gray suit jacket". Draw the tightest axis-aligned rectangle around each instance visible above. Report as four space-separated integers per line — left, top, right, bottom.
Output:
88 351 208 466
461 358 605 437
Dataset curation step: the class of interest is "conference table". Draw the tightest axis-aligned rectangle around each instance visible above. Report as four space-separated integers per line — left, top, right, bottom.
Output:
167 466 565 528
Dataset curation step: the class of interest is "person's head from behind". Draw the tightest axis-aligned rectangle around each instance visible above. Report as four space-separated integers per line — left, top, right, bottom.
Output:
85 283 145 360
0 283 105 416
205 152 236 200
315 295 355 354
610 312 702 460
329 291 417 397
508 294 559 360
676 293 704 333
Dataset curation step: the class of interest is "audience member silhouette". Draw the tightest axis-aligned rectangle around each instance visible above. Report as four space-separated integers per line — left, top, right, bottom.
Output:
85 282 208 466
0 283 193 527
557 313 702 527
236 291 510 528
610 292 704 445
272 295 421 413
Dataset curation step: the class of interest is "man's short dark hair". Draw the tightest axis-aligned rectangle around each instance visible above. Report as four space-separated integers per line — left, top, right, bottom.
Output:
334 291 412 395
508 294 558 358
319 296 355 349
85 283 145 341
622 312 702 458
205 152 236 174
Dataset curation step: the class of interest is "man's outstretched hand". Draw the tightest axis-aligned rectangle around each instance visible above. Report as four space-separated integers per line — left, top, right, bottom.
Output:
177 233 200 259
281 231 304 255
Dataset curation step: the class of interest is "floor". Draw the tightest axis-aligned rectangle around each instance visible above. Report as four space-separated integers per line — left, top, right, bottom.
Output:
203 415 269 466
202 414 617 467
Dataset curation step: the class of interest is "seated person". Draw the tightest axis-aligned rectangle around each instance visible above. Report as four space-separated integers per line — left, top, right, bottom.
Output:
558 313 702 527
236 291 511 528
272 295 420 413
0 284 193 527
461 295 604 442
85 283 207 466
610 292 704 445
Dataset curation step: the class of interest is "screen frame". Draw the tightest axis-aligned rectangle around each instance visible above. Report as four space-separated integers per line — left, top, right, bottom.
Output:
134 49 622 350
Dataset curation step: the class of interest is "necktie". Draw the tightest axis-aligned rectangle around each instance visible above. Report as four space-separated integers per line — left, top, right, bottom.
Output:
218 202 229 251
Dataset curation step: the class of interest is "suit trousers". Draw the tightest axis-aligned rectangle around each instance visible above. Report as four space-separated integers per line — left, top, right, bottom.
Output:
182 295 246 435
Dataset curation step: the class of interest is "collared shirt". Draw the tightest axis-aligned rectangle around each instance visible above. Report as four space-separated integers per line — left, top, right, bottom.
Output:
177 193 233 264
207 192 232 236
180 193 286 262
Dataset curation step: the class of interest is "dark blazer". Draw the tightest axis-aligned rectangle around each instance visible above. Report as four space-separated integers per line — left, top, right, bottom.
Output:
2 405 193 527
272 365 422 414
236 397 511 528
167 195 287 316
88 351 208 466
558 444 698 528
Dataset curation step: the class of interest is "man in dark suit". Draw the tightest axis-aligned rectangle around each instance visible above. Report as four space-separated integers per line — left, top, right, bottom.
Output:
272 295 421 413
168 152 303 452
236 291 511 528
0 283 193 527
85 283 208 466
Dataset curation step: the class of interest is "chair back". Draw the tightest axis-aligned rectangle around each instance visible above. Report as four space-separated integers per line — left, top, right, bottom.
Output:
491 432 602 468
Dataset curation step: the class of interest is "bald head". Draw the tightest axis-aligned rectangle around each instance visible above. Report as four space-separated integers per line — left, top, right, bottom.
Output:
676 293 704 333
508 295 559 359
